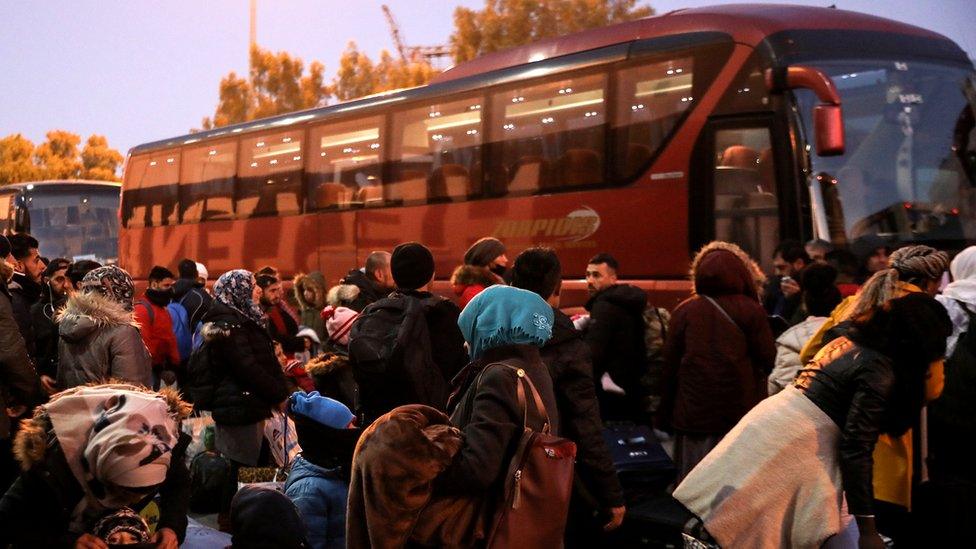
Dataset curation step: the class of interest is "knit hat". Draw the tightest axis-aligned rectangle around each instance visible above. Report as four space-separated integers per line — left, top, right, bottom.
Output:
391 242 435 290
231 485 310 549
91 507 151 544
464 237 506 268
458 285 553 359
322 305 359 345
195 262 208 280
289 391 355 429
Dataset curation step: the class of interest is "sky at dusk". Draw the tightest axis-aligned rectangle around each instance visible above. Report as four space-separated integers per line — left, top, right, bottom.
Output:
1 0 973 158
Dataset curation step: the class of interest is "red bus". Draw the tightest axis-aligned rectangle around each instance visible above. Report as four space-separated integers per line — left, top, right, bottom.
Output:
119 4 975 307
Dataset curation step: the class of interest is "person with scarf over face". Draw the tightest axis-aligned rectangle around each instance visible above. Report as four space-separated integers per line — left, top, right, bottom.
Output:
0 383 192 549
199 270 290 522
57 266 153 390
134 266 181 389
450 237 508 309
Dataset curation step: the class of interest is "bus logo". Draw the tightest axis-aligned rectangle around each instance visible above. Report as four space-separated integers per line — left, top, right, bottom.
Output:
492 206 601 242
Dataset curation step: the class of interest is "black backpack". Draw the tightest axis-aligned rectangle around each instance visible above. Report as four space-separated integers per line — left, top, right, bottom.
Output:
348 293 448 424
186 340 218 410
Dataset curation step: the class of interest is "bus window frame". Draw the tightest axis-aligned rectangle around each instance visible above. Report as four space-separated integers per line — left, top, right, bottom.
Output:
305 113 388 211
122 149 182 229
178 135 240 224
236 127 308 220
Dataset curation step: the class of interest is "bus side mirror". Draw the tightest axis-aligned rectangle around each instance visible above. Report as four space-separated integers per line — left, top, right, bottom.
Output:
766 66 845 156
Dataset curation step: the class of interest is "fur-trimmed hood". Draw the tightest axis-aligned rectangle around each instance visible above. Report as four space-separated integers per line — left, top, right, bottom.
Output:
294 271 327 310
450 264 501 289
690 241 765 301
57 291 138 343
13 382 190 472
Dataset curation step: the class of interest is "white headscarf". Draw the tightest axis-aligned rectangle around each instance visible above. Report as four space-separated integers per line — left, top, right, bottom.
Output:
937 246 976 356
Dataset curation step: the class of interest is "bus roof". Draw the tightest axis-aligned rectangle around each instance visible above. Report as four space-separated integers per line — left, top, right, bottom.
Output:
1 180 121 191
127 3 964 157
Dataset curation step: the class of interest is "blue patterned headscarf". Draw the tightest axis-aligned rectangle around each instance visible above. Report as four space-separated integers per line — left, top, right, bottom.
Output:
214 269 266 325
458 285 554 360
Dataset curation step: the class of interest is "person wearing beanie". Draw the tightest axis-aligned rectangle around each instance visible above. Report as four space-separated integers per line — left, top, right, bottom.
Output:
285 392 361 549
0 383 192 548
450 237 507 309
230 485 310 549
348 242 467 425
91 507 152 545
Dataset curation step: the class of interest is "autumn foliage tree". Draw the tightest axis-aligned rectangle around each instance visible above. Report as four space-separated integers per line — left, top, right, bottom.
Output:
0 131 123 185
332 42 438 102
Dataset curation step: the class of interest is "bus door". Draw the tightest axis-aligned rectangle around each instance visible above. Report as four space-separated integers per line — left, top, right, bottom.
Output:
689 113 802 271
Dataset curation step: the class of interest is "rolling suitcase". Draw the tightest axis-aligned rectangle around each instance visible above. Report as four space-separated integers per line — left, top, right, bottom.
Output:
602 423 676 497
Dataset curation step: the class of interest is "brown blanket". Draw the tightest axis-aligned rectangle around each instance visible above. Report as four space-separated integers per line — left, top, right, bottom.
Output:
346 405 470 549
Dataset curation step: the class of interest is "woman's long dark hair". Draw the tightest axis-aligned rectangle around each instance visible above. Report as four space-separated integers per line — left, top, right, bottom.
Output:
847 293 951 435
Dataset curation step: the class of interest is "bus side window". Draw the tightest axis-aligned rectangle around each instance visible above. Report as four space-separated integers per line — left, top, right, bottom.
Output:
390 97 483 205
306 117 384 210
122 152 180 228
237 130 304 219
180 141 236 223
489 73 607 197
713 127 780 266
613 56 695 181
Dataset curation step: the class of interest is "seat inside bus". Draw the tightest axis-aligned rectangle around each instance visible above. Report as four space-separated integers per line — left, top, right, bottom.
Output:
558 148 602 187
313 182 355 209
428 164 471 202
714 145 779 260
509 155 552 194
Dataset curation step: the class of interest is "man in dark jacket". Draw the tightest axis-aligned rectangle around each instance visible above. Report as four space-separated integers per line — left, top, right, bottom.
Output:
7 233 45 357
348 243 467 425
582 253 650 422
256 270 305 355
172 258 212 330
763 239 810 329
510 247 626 539
342 251 395 312
30 257 72 393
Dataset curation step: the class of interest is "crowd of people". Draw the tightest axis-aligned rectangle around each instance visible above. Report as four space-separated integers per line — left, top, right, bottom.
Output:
0 230 973 548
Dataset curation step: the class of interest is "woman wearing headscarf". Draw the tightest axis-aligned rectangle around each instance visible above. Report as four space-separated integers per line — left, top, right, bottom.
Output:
674 294 951 549
56 265 152 390
435 284 558 494
0 383 192 548
450 237 508 309
199 269 290 524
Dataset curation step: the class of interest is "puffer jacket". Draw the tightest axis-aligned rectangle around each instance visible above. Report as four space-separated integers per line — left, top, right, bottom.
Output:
541 308 623 509
0 385 191 548
56 292 152 389
285 455 350 549
661 242 775 435
295 272 328 341
450 265 502 310
200 301 290 426
768 316 827 395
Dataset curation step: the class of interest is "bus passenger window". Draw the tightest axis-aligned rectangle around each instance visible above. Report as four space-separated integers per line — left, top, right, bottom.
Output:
614 57 694 181
306 117 383 210
489 73 607 196
238 131 304 218
122 152 180 228
391 97 483 204
713 127 779 265
180 142 236 223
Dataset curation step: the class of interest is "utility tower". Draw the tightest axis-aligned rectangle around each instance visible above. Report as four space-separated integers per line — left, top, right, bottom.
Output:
381 4 451 66
250 0 257 49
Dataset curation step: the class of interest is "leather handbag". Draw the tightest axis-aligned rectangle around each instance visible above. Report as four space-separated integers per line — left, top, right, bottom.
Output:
486 362 577 548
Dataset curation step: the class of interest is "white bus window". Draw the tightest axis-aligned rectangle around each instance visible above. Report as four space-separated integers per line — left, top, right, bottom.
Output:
122 151 180 228
489 73 607 196
180 141 236 223
238 130 304 218
306 116 384 210
391 97 483 204
614 56 694 180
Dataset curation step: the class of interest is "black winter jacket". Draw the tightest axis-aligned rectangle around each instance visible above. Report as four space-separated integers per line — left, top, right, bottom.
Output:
342 268 389 312
0 281 39 440
584 284 649 418
0 430 191 548
172 278 212 329
7 273 40 357
794 337 894 517
200 302 290 425
542 309 624 509
30 289 66 379
437 345 559 495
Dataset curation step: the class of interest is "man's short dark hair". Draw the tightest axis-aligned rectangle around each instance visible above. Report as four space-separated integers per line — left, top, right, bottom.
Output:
148 265 175 283
8 233 39 261
256 273 279 289
511 247 562 300
67 260 101 287
774 240 810 264
588 253 619 273
43 258 72 279
177 258 198 280
364 251 390 280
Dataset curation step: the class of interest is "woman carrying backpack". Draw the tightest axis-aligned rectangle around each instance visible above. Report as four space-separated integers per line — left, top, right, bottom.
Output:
198 269 290 526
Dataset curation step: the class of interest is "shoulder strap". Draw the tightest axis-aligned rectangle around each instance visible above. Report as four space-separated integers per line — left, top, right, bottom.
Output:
702 295 742 335
136 299 155 325
482 361 551 434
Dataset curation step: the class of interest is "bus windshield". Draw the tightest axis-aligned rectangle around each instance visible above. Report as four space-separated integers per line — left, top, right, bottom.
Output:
798 60 976 248
25 186 120 264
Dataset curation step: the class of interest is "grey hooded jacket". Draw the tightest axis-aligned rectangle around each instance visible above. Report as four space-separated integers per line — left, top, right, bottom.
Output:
56 292 152 389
